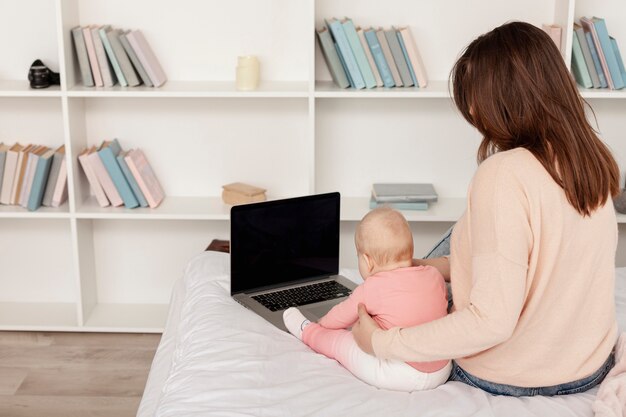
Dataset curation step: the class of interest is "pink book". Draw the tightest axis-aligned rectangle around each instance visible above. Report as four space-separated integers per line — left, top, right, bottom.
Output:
51 157 68 208
11 144 34 205
580 17 613 89
83 26 104 87
87 142 123 207
125 30 167 87
0 143 23 204
20 146 48 207
124 149 164 208
78 146 110 207
542 24 562 52
398 27 428 88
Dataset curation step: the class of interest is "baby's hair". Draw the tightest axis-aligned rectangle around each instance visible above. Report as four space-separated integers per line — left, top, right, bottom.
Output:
355 206 414 266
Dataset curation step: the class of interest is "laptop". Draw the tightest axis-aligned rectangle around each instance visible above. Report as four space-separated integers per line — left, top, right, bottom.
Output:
230 192 357 331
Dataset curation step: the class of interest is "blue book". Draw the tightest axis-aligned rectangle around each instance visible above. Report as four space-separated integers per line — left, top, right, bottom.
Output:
326 18 365 89
98 139 139 208
592 17 624 90
364 29 395 88
611 37 626 81
335 42 354 87
99 26 128 87
340 18 377 89
369 197 428 211
117 150 148 208
27 149 55 211
396 29 418 87
586 32 608 88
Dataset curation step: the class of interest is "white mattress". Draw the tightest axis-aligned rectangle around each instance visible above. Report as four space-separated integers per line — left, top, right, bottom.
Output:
138 252 626 417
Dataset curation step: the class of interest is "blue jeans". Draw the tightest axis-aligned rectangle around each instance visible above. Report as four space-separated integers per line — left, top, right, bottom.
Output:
448 353 615 396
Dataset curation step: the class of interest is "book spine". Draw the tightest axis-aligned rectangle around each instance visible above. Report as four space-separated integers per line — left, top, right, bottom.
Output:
107 29 141 87
51 159 68 208
582 17 614 89
99 27 128 87
610 37 626 81
593 18 625 89
71 27 95 87
571 34 593 88
83 26 104 87
316 28 350 89
327 19 365 89
0 149 18 204
585 32 608 88
126 30 167 87
91 26 116 87
364 29 394 88
78 152 110 207
376 29 403 87
0 149 5 199
384 29 414 87
19 153 38 207
341 19 377 88
398 27 428 88
120 32 153 87
27 155 53 211
575 27 600 88
334 42 354 87
357 28 383 87
11 148 30 205
98 147 139 208
125 150 165 208
88 151 123 207
396 30 418 86
117 153 148 207
42 152 63 207
369 199 429 210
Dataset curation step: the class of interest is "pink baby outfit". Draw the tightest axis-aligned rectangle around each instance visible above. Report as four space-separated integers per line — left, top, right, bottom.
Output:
302 265 450 391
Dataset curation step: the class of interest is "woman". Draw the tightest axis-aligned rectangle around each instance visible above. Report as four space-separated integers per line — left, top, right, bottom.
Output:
352 21 620 396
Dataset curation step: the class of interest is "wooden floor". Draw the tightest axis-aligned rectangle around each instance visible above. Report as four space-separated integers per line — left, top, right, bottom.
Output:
0 331 161 417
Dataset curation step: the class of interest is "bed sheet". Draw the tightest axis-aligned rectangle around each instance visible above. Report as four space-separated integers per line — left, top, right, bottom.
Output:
138 252 626 417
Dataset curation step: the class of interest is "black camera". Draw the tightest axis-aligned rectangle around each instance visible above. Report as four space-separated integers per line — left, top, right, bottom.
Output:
28 59 60 89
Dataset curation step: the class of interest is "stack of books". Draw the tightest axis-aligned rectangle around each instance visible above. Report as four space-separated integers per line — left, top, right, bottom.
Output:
78 139 165 209
71 26 167 88
370 183 437 211
317 18 427 89
571 17 625 90
0 143 68 211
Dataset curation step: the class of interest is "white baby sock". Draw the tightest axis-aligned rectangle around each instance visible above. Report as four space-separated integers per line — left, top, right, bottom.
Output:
283 307 311 340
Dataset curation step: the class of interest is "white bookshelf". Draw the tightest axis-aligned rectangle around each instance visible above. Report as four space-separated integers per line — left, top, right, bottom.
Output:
1 0 625 332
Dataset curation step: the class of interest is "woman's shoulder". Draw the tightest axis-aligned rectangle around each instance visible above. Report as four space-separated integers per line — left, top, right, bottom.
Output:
475 148 543 184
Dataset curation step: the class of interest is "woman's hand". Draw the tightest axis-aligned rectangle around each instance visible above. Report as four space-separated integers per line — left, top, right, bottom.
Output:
352 303 382 355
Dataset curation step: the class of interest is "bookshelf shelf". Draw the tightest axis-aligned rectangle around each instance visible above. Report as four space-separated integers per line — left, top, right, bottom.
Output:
1 0 625 333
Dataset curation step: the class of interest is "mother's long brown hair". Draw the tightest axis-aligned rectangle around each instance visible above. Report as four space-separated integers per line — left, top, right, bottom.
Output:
451 21 620 216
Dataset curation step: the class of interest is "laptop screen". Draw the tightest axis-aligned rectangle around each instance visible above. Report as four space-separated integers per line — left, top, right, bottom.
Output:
230 192 340 294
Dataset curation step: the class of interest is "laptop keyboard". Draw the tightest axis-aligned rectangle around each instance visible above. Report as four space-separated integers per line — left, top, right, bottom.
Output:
252 281 352 312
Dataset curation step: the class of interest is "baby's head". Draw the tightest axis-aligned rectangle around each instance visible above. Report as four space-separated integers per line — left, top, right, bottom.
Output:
355 207 414 279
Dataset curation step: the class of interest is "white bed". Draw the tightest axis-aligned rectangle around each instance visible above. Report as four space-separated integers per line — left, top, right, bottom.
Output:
138 252 626 417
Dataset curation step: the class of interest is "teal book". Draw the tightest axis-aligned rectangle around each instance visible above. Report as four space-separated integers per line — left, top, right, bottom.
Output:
335 42 354 87
592 17 624 89
326 18 365 89
574 24 600 88
586 32 608 88
369 196 428 211
396 29 418 87
571 34 593 88
364 29 394 88
0 143 7 198
27 149 55 211
316 27 350 89
611 37 626 81
99 26 128 87
98 139 139 208
117 150 148 208
340 18 377 89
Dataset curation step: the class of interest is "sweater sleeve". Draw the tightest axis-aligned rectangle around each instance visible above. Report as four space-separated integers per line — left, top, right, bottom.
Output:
371 155 532 362
318 284 365 329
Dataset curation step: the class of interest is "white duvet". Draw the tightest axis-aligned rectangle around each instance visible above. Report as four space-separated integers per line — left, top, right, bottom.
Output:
140 252 626 417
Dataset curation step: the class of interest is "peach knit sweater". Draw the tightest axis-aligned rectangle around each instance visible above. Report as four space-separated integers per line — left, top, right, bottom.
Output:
372 148 618 387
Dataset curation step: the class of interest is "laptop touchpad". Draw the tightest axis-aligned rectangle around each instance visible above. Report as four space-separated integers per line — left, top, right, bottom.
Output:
305 304 334 320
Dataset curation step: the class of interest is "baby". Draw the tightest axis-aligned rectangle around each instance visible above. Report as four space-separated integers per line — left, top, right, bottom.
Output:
283 206 451 392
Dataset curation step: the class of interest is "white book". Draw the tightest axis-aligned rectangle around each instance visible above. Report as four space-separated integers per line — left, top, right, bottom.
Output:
125 30 167 87
78 147 110 207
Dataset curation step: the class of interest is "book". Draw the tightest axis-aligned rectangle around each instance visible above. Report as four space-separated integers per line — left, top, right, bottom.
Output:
357 27 383 87
107 29 141 87
316 27 350 89
542 24 562 52
83 26 104 87
42 145 65 207
591 17 624 90
98 138 139 208
78 146 110 207
611 37 626 81
574 23 600 88
372 183 438 203
384 28 414 87
51 157 68 208
571 33 593 88
88 142 124 207
20 146 48 208
119 31 153 87
364 28 395 88
0 143 22 204
396 29 418 87
341 18 377 89
91 25 117 87
11 144 34 205
117 150 148 208
397 27 428 88
125 30 167 87
71 26 95 87
325 18 365 89
27 148 55 211
369 196 428 211
376 28 403 87
335 42 354 87
222 183 266 205
124 149 164 208
99 25 128 87
585 31 608 88
0 143 8 201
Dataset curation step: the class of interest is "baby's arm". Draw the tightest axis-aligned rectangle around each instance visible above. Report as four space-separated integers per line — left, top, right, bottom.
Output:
317 285 365 329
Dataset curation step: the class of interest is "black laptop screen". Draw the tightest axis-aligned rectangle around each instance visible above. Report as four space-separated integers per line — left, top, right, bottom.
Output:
230 193 340 294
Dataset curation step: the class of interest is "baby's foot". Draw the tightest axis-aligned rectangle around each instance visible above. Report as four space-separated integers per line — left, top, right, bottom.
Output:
283 307 311 340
